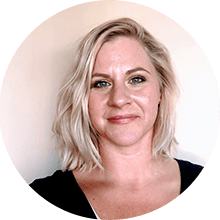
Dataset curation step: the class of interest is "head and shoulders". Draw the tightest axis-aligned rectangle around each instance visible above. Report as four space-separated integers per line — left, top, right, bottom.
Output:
30 17 203 218
49 17 202 178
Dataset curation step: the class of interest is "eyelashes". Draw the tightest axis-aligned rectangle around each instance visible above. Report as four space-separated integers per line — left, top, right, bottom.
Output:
129 75 146 84
92 80 110 88
91 75 146 89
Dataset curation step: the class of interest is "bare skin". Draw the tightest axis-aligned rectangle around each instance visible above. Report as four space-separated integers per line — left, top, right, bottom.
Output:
73 153 180 219
73 37 181 219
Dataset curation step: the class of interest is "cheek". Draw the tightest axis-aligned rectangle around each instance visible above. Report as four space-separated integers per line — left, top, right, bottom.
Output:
88 92 106 128
136 86 160 105
136 89 160 118
88 94 98 120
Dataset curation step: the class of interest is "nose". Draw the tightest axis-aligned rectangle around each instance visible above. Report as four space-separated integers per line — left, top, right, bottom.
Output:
107 84 132 108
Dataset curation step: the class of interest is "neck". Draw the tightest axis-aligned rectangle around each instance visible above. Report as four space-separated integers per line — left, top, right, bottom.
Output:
98 133 157 187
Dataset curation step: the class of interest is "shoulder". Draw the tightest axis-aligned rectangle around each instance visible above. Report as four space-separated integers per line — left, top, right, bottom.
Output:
30 170 78 206
30 170 74 192
175 158 203 193
175 158 203 175
29 170 96 218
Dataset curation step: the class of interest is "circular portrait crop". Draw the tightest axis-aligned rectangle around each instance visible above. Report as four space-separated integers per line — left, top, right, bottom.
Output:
1 1 219 220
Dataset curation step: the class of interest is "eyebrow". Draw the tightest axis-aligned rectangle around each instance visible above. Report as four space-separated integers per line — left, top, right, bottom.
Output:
127 67 151 75
92 67 151 78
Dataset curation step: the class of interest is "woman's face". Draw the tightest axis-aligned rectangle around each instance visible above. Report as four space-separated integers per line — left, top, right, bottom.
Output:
88 37 161 148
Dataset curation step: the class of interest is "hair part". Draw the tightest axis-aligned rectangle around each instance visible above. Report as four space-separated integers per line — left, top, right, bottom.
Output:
52 18 180 171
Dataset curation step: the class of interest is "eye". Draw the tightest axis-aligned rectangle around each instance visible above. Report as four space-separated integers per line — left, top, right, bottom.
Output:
92 80 110 88
130 76 146 84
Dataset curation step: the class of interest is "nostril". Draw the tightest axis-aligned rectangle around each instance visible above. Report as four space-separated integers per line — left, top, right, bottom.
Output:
107 87 132 108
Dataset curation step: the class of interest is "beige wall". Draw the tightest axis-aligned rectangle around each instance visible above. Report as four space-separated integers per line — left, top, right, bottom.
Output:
1 1 219 185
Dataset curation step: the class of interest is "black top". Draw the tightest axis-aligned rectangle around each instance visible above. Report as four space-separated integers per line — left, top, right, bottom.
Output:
30 159 203 219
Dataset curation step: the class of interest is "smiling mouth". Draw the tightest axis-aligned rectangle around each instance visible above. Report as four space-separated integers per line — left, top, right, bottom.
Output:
107 115 138 125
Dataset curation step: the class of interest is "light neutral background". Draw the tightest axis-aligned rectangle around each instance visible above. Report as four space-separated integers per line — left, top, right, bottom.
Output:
0 1 220 220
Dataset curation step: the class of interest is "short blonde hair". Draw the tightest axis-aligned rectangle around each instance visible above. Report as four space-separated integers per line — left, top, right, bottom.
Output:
52 18 180 171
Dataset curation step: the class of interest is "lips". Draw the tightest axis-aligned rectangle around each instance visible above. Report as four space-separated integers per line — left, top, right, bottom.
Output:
107 114 138 125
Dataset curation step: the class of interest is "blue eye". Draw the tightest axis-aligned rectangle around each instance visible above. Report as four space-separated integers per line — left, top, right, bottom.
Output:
93 81 109 88
130 76 146 84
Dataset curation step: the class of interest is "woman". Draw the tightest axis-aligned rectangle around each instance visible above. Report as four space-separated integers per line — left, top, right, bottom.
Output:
30 18 203 219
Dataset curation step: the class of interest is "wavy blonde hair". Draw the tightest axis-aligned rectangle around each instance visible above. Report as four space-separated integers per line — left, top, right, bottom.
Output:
52 18 180 171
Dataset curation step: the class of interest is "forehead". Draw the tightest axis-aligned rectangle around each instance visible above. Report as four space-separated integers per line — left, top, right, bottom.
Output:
94 37 154 72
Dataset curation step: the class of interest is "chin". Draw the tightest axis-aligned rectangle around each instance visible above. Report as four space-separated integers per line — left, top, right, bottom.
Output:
98 123 154 147
107 130 145 147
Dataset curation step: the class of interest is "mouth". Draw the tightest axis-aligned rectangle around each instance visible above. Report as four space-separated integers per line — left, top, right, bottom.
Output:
107 114 138 125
